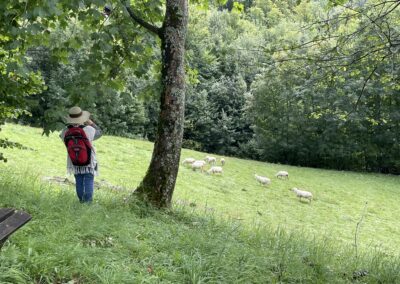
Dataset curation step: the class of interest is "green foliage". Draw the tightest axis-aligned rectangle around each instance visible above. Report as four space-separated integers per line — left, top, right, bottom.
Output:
0 138 32 162
0 0 158 134
1 0 399 174
18 15 158 135
328 0 349 8
250 0 400 173
184 8 260 157
0 43 45 161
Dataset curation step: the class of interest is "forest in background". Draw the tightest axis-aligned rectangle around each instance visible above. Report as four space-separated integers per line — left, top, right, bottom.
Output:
2 0 399 173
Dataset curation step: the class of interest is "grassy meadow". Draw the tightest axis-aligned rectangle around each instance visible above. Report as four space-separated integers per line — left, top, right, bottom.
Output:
1 123 400 283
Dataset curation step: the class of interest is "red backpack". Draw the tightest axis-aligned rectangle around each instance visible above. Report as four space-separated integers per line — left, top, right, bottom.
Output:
64 125 93 166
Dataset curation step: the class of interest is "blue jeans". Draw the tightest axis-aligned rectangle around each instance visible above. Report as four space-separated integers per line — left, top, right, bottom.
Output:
74 173 94 203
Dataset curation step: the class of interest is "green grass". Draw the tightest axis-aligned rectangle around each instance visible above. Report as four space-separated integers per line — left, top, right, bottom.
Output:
1 124 400 283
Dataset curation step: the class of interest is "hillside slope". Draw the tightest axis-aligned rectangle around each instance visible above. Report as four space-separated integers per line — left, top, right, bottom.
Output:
1 123 400 253
1 124 400 283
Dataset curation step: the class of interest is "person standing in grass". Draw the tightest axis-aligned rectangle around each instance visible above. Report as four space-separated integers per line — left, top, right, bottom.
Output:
60 106 102 203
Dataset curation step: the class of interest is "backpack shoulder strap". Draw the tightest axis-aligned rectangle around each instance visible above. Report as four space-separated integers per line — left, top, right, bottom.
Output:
67 124 85 129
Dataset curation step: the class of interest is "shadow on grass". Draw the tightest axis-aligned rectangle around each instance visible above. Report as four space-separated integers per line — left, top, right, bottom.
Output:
1 168 400 283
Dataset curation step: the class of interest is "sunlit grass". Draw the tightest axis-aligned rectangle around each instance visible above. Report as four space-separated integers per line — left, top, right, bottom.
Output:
1 124 400 283
2 123 399 253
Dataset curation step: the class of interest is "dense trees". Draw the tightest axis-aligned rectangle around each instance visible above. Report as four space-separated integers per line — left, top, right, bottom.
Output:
251 0 400 173
1 0 399 176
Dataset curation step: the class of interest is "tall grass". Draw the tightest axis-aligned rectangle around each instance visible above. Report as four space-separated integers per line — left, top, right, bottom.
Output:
1 124 400 283
0 168 399 283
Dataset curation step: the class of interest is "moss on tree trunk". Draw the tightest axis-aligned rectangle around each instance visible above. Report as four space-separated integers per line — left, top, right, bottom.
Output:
134 0 188 208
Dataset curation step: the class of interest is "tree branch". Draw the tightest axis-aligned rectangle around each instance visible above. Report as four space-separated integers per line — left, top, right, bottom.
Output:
348 54 388 116
121 1 162 37
329 0 395 45
375 1 400 22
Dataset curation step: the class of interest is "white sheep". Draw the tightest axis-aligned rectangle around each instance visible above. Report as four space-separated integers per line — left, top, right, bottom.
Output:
204 156 217 165
220 158 225 166
254 174 271 186
207 166 223 175
191 160 206 172
182 158 196 166
291 187 313 203
276 170 289 179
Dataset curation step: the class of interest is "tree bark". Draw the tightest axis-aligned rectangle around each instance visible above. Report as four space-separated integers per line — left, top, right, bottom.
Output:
134 0 188 208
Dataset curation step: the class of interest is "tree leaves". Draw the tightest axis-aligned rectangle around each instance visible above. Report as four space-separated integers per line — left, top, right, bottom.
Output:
251 0 400 173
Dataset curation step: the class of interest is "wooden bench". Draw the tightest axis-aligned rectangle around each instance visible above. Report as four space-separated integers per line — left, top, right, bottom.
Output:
0 208 32 251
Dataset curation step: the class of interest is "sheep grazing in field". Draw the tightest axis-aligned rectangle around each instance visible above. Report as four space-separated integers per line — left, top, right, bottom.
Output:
191 160 206 172
254 174 271 186
220 158 225 166
182 158 196 166
275 170 289 179
204 156 217 165
291 187 313 203
207 166 223 175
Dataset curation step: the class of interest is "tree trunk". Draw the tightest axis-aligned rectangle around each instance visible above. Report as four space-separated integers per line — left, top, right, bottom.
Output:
134 0 188 208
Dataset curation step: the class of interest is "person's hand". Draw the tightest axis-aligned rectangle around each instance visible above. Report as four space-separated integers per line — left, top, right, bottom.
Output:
85 119 94 126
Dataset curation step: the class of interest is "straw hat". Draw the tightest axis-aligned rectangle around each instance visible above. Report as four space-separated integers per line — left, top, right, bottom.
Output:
65 106 90 125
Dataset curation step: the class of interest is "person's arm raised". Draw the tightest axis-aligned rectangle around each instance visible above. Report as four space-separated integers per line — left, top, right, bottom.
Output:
86 120 102 140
